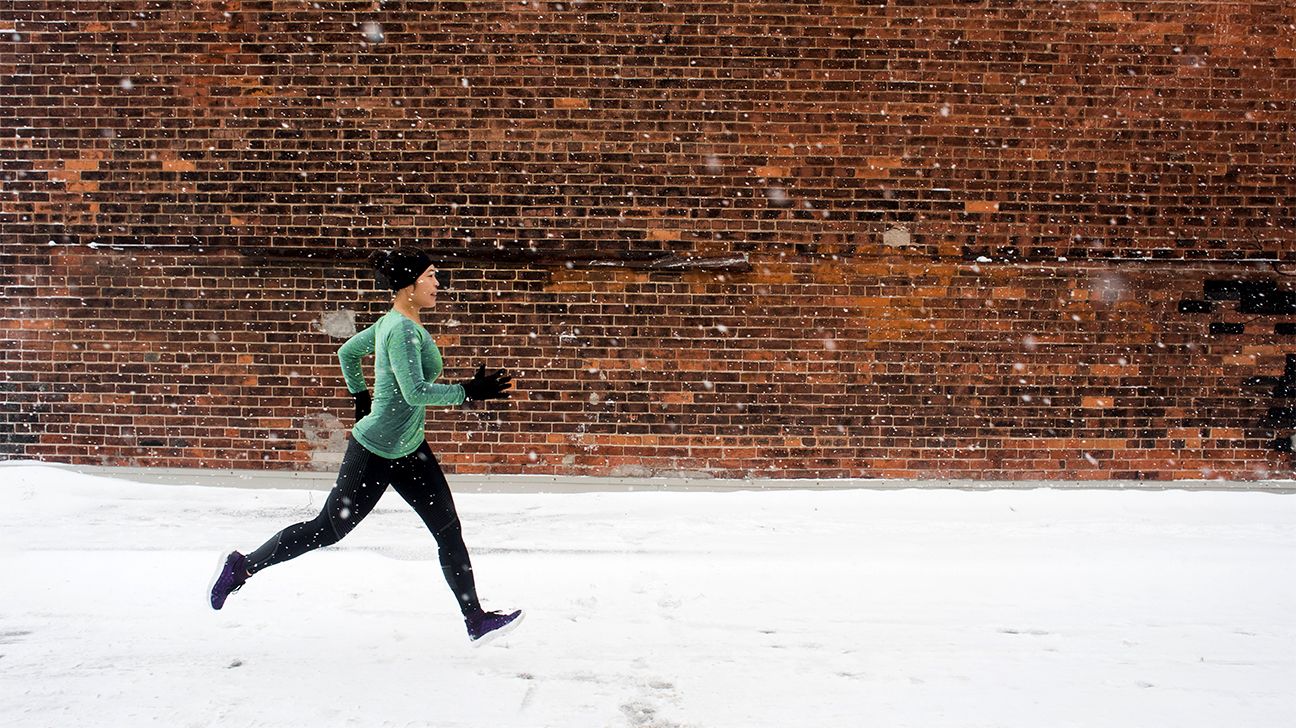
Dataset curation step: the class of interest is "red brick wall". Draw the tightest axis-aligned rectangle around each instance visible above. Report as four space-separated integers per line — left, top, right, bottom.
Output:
3 1 1294 480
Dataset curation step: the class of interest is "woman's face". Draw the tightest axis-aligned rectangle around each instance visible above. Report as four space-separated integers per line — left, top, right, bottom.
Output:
404 264 439 308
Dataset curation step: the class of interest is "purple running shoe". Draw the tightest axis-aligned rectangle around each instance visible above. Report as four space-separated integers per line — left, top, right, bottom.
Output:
466 609 524 645
208 551 248 610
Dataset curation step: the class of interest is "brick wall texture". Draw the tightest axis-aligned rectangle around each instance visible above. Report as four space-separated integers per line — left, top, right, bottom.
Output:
2 1 1294 481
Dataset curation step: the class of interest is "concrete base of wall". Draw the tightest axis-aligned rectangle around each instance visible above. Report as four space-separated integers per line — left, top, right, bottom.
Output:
9 460 1294 494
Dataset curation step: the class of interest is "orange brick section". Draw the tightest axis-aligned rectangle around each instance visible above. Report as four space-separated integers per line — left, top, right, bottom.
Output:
1 2 1293 482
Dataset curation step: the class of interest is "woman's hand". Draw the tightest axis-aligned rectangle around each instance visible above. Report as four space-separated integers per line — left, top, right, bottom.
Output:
461 364 514 401
352 390 372 421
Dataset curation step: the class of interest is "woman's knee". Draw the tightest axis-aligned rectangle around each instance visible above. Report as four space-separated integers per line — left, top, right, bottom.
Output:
307 512 347 546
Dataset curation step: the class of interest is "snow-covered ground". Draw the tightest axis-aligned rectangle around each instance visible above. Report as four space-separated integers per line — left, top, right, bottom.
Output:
1 463 1293 728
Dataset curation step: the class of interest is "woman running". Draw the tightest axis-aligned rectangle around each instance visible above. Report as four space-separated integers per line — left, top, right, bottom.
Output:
207 248 523 644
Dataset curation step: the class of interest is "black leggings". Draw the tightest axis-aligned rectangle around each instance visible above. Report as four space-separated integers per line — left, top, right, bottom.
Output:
245 438 481 617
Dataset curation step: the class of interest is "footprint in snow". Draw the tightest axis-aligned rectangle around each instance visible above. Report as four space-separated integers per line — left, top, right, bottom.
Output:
0 631 32 644
621 701 681 728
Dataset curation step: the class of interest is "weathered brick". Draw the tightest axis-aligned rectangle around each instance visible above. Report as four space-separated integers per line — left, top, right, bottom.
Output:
1 2 1292 480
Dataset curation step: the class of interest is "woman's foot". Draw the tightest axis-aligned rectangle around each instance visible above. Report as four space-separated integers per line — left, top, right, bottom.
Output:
465 609 524 645
208 551 248 610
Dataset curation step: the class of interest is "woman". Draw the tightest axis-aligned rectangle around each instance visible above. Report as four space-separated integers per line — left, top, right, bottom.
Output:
208 248 523 644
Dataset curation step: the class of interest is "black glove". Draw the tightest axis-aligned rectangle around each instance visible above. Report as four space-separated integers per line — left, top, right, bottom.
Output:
460 364 514 401
351 390 372 421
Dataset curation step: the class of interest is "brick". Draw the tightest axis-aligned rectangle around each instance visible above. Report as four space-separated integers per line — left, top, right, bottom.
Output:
647 229 681 242
1 2 1292 482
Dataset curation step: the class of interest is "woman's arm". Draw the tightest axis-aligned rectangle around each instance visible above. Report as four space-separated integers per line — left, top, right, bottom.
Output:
338 323 377 395
387 323 467 406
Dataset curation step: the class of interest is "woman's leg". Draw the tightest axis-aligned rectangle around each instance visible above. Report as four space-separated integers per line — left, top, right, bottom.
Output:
244 438 391 575
389 443 482 617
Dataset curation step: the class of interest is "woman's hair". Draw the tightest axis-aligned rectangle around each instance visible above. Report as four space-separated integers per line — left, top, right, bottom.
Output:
370 248 431 291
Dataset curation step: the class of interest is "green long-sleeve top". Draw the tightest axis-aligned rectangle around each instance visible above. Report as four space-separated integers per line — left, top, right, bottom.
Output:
338 309 466 459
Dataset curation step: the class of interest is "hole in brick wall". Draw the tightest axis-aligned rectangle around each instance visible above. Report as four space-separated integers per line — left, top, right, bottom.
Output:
1204 279 1276 301
1240 289 1296 315
1207 276 1296 456
1178 299 1213 314
1247 357 1296 398
1210 322 1245 335
1244 376 1283 389
1261 407 1296 428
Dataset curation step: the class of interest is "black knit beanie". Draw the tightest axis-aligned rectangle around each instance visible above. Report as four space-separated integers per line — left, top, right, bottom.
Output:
370 248 431 291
